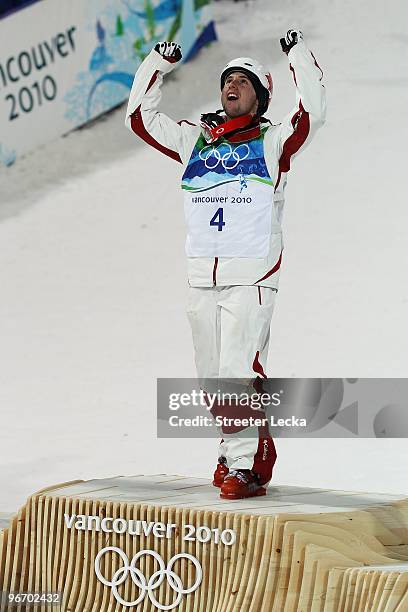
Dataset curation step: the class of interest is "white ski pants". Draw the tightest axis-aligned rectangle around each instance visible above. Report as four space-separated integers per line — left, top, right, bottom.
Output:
186 285 278 481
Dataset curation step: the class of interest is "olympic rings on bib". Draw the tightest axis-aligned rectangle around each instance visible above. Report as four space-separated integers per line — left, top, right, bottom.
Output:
199 143 250 171
94 546 203 610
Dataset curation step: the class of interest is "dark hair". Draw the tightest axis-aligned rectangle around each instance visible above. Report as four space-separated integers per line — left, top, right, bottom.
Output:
221 68 269 117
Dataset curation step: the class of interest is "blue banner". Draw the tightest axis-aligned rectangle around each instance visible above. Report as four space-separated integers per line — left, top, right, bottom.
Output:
0 0 216 166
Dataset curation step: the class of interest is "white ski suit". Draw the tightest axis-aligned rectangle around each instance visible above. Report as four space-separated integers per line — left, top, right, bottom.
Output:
125 39 326 483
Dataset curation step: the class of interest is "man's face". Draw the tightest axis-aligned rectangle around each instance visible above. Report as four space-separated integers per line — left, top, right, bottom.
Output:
221 71 258 119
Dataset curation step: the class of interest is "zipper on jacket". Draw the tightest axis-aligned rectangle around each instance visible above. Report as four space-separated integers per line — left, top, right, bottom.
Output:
212 257 218 286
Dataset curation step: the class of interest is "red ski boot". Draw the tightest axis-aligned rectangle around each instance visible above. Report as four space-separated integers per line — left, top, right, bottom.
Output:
220 469 267 500
212 457 229 488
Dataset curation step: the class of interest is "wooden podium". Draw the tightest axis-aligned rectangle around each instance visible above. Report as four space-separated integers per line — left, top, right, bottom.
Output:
1 475 408 611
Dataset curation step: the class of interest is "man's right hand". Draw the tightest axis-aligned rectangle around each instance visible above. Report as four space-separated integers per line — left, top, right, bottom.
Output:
154 42 182 63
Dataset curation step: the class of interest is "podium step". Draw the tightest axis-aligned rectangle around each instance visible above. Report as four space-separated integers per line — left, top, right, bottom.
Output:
1 475 408 611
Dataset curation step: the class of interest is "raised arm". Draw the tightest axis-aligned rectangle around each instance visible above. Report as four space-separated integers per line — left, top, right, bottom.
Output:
125 42 200 164
270 30 326 174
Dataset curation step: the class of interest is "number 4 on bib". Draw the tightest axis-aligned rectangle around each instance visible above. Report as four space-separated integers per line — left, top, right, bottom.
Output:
210 208 225 232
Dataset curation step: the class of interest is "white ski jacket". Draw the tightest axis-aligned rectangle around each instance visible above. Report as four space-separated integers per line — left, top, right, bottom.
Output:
125 40 326 288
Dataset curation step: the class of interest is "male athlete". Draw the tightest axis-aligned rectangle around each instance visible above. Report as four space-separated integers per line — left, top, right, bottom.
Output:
125 30 326 499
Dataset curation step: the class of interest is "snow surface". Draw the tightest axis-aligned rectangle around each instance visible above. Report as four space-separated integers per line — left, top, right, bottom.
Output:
1 0 408 512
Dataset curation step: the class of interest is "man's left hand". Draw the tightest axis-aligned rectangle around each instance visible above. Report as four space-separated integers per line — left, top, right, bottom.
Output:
280 29 303 55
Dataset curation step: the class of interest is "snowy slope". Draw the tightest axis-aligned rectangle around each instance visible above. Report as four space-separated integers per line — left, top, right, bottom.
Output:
1 0 408 511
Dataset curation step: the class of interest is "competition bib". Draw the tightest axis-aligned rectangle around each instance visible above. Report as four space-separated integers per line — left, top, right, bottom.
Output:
181 138 276 258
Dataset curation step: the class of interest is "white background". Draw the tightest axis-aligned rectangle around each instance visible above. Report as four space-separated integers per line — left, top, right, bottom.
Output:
1 0 407 512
